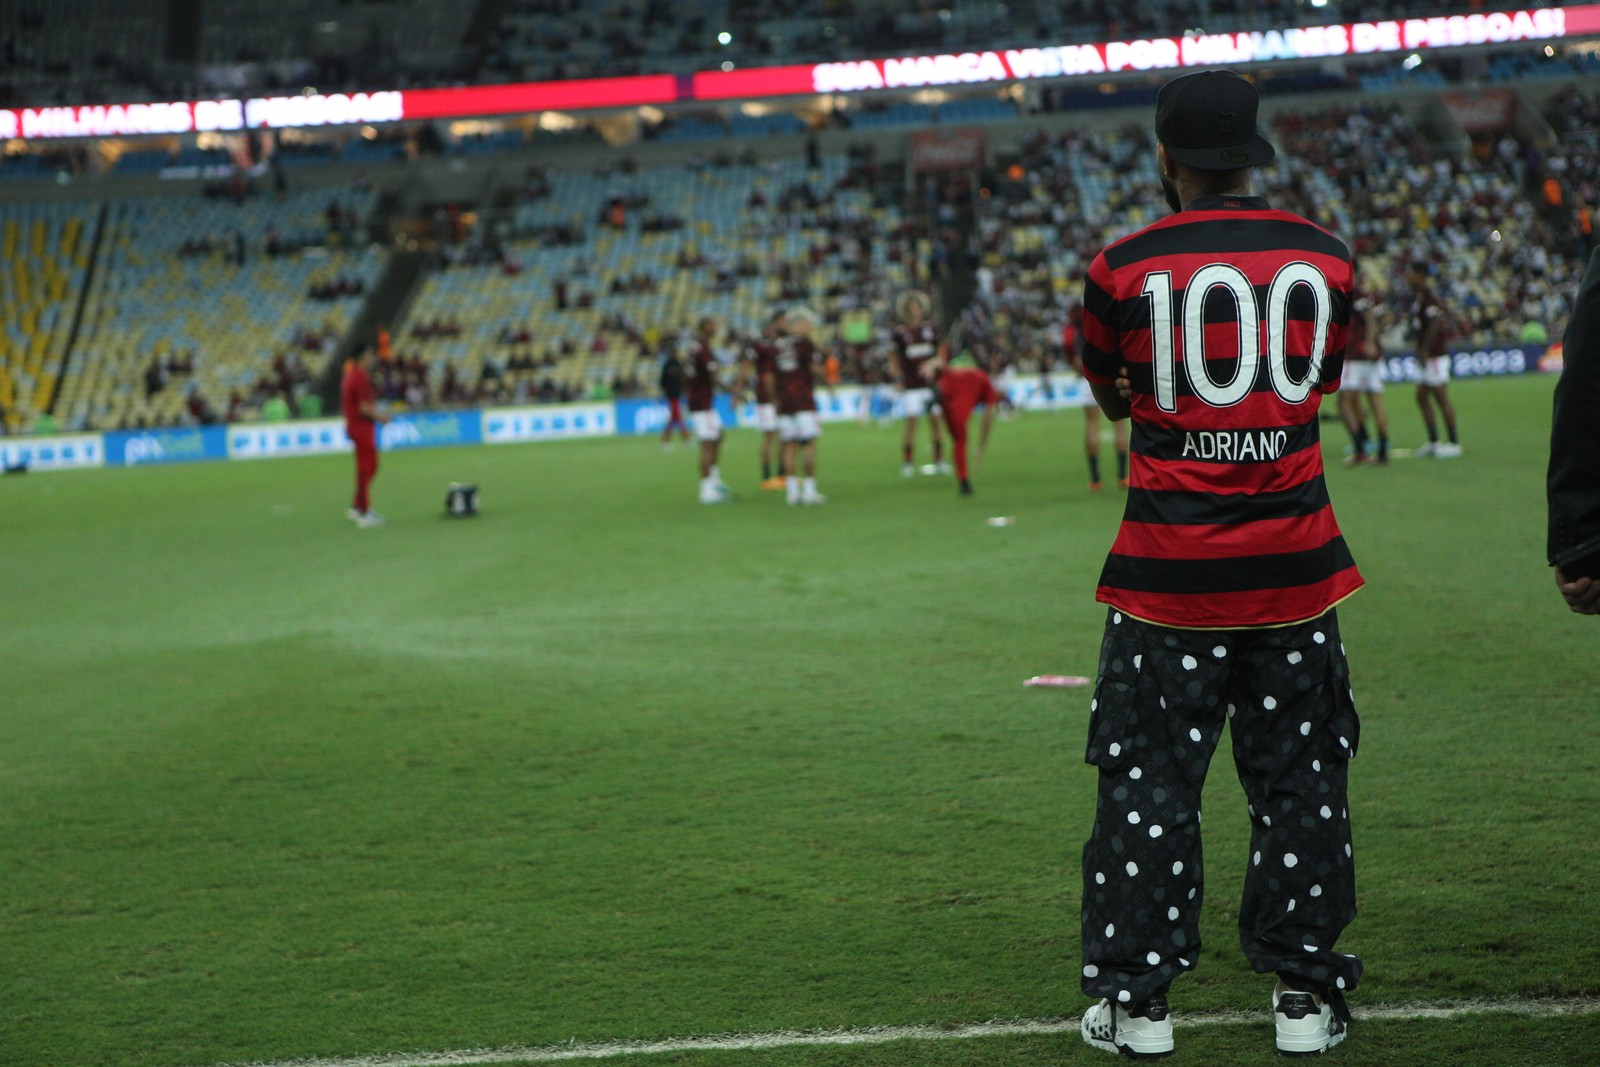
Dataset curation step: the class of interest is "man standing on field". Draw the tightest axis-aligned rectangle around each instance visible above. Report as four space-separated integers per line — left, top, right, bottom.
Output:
890 291 949 477
1075 70 1364 1060
1406 259 1461 458
773 306 826 505
1337 286 1389 465
685 315 732 504
342 344 389 527
742 310 786 489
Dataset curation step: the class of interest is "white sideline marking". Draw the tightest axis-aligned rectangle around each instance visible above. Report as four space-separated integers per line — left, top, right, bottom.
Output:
215 997 1600 1067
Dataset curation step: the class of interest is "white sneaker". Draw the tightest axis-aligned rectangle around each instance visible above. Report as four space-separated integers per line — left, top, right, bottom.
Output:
355 511 385 528
1434 442 1462 458
1081 996 1174 1059
802 490 827 505
901 463 916 478
936 461 953 475
1414 442 1437 458
698 487 727 505
346 507 362 522
1274 983 1347 1056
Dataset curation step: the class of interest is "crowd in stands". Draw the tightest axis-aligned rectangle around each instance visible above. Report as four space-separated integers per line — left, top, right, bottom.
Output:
964 90 1598 382
39 186 381 432
307 275 369 301
378 140 921 414
11 79 1600 436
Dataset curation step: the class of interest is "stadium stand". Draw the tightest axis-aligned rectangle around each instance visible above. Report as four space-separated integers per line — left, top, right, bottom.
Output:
4 1 1600 435
388 150 916 409
965 89 1594 375
0 201 95 434
51 187 381 430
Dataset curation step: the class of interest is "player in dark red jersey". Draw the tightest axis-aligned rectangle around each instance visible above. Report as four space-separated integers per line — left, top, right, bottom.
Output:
772 307 825 505
889 291 948 477
936 350 1000 496
1075 71 1363 1060
658 344 690 446
341 344 389 527
1066 302 1129 490
1405 259 1461 457
1337 286 1389 464
685 316 731 504
740 311 786 490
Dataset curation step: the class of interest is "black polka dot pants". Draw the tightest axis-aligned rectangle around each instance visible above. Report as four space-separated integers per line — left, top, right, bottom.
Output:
1079 607 1363 1006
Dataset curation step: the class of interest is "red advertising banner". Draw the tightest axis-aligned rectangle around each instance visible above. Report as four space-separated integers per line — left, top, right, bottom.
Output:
692 66 817 102
402 75 679 121
1 6 1595 140
1440 88 1520 132
908 127 989 173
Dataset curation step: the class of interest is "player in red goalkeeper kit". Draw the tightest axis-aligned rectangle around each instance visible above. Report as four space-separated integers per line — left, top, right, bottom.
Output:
341 344 389 527
936 352 1000 496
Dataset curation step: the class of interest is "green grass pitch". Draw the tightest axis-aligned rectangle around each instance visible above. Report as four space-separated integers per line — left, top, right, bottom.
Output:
2 375 1597 1067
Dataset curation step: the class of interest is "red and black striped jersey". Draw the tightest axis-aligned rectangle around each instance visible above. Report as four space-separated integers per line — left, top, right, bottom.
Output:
685 340 717 412
1080 193 1363 629
774 335 819 414
747 340 778 405
892 324 939 389
1411 285 1452 358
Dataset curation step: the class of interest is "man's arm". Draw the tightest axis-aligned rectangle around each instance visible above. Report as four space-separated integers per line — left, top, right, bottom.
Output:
1090 376 1131 421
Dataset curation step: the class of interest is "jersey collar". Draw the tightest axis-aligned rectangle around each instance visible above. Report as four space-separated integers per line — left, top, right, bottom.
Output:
1186 193 1270 211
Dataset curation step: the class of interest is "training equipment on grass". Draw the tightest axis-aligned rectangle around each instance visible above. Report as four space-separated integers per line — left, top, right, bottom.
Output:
446 482 480 516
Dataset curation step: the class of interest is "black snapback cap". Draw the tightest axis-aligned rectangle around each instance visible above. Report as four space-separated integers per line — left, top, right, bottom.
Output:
1155 70 1275 171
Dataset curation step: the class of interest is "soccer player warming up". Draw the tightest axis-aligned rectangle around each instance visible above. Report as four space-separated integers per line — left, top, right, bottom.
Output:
773 307 826 505
1406 259 1461 457
890 291 949 477
658 345 691 446
685 315 732 504
741 310 786 490
937 350 999 496
1337 285 1390 465
1075 71 1365 1059
342 344 389 527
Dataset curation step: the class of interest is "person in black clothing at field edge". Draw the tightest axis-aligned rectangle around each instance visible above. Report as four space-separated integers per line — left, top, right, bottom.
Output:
1549 246 1600 614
